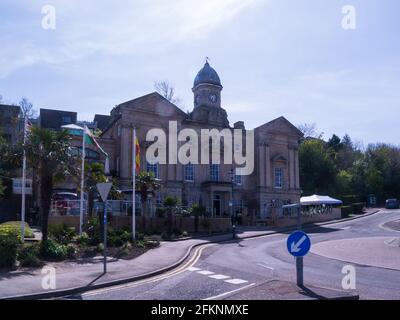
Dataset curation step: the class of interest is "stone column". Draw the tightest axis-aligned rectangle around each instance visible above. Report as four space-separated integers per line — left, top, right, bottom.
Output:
258 145 265 187
120 126 131 179
289 148 295 189
294 149 300 189
265 145 271 187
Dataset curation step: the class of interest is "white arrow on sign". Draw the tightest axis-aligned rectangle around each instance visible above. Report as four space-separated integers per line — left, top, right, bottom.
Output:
290 235 307 253
97 183 112 202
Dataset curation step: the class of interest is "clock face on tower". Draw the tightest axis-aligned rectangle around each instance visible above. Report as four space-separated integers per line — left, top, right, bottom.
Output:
209 93 217 103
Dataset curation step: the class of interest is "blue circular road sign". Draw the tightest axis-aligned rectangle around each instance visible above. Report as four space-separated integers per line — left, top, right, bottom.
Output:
287 231 311 257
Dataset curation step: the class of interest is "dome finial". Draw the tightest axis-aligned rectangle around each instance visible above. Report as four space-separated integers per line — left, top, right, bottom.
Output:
205 56 210 65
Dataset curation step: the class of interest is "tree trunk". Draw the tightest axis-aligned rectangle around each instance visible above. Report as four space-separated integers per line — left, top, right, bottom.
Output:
40 172 53 242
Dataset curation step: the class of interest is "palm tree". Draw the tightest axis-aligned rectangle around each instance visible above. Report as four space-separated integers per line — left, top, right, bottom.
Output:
24 127 78 241
135 171 160 218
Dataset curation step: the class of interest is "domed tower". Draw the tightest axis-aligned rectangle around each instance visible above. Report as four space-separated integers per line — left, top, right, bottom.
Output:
192 61 223 108
190 60 229 127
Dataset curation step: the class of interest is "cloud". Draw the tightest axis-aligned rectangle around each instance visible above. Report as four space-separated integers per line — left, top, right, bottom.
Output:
0 0 260 78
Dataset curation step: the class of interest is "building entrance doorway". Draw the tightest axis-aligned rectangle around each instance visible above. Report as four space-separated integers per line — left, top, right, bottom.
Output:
213 194 221 216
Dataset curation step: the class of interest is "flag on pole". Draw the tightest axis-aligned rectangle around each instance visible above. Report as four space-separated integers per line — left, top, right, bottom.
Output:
135 133 140 175
83 126 110 174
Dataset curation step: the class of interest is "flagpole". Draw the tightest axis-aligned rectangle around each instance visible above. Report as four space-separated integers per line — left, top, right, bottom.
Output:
79 127 86 235
21 116 27 242
132 127 136 241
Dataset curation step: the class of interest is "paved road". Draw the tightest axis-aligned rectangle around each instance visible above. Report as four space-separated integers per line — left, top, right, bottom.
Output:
69 209 400 300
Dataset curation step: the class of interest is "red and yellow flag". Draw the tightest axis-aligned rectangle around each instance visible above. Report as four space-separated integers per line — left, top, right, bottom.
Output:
134 129 140 175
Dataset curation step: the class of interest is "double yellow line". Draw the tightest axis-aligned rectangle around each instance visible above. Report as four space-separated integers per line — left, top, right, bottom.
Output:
79 243 215 298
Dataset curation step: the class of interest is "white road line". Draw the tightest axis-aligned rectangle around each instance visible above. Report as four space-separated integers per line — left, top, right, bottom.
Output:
204 283 256 300
257 263 274 270
209 274 231 280
187 267 201 272
224 279 248 285
197 270 215 275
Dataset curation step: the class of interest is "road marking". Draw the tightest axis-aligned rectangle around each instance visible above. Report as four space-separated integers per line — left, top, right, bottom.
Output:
257 263 274 270
209 274 231 280
197 270 214 275
225 279 248 285
187 267 201 272
204 282 256 300
79 244 214 297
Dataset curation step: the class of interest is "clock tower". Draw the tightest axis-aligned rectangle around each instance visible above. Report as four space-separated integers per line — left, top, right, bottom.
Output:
192 61 222 108
189 60 229 127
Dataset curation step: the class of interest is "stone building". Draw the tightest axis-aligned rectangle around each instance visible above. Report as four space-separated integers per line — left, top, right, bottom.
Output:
99 62 303 222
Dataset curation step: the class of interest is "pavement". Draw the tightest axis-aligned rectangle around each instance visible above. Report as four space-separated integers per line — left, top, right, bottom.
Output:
0 208 380 300
311 236 400 270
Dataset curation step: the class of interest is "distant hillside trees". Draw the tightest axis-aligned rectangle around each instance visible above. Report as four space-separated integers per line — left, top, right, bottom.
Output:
298 125 400 204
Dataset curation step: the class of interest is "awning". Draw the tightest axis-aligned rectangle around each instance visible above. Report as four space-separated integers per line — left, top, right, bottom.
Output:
300 194 343 206
61 124 84 130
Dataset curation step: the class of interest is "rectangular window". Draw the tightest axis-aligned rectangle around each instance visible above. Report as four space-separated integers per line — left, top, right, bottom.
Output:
274 168 283 188
61 116 72 124
210 164 219 181
233 200 243 214
147 162 159 179
234 174 243 185
184 163 194 181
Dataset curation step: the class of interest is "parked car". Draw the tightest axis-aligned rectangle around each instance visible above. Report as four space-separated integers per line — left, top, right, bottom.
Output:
385 199 399 209
51 192 87 216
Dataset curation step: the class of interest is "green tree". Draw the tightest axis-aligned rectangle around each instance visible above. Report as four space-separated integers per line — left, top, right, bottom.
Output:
23 127 78 241
299 139 337 195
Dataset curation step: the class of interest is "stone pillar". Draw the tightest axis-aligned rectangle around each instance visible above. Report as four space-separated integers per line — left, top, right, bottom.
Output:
289 148 295 189
120 126 131 179
259 145 265 187
294 149 300 189
265 145 271 187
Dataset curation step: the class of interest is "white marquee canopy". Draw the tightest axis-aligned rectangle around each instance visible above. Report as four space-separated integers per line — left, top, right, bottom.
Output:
300 194 343 206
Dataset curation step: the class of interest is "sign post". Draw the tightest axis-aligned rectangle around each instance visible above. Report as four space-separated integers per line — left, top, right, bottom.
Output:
97 183 112 274
284 203 310 287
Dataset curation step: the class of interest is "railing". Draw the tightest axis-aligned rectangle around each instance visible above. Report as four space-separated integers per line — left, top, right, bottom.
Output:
50 200 88 216
93 200 141 216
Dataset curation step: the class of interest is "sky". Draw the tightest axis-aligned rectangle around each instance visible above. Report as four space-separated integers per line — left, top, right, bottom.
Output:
0 0 399 146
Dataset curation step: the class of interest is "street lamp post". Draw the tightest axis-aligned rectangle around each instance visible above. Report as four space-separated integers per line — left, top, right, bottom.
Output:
229 168 236 239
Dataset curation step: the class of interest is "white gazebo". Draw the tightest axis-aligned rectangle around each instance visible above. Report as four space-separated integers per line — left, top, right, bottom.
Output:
300 194 342 206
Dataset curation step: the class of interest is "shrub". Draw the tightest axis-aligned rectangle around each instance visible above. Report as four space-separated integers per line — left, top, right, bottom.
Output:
341 206 353 218
351 202 365 215
181 230 188 237
48 223 76 245
135 232 145 241
0 232 21 268
0 221 34 238
18 243 42 267
161 232 168 240
20 253 42 268
40 239 68 261
135 240 146 248
84 217 101 245
75 232 90 246
96 243 104 253
66 244 78 259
